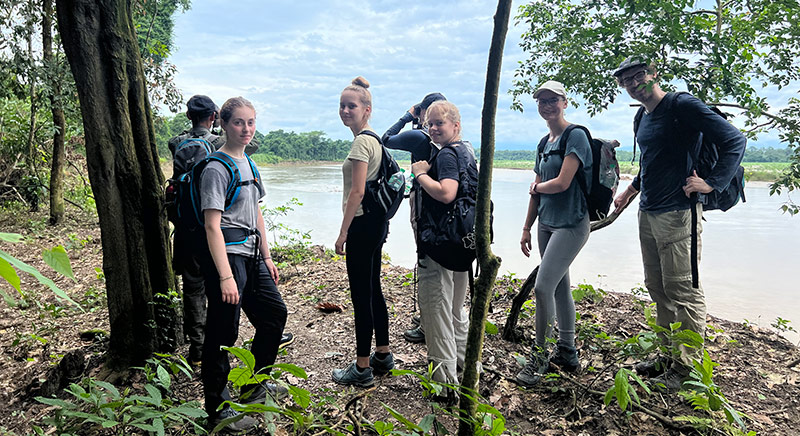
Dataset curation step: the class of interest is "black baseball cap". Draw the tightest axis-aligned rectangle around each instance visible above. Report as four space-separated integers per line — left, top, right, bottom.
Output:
186 95 219 117
413 92 446 116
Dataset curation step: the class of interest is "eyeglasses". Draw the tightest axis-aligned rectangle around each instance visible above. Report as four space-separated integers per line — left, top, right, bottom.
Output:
537 97 563 106
618 70 648 88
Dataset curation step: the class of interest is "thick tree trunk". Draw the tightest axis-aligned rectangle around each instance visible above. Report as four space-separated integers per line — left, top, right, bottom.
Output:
55 0 180 368
458 1 511 434
43 0 67 225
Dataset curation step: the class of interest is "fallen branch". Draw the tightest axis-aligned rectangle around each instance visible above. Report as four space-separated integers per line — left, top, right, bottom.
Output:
503 191 640 338
787 356 800 369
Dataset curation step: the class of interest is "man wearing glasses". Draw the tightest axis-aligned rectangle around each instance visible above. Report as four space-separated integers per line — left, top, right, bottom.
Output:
612 57 745 392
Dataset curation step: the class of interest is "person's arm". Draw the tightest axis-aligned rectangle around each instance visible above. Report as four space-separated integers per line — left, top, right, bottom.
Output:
335 160 368 255
256 209 279 283
411 158 458 204
204 209 239 305
520 174 541 257
382 111 416 141
678 95 747 195
530 153 581 194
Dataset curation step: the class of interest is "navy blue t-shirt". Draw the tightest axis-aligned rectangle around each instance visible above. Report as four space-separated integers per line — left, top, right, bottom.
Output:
633 92 746 212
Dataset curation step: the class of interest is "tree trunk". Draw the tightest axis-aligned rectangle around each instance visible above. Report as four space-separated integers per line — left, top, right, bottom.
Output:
43 0 67 225
457 1 511 434
55 0 180 369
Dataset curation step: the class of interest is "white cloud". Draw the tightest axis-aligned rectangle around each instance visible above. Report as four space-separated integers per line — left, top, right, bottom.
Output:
169 1 795 150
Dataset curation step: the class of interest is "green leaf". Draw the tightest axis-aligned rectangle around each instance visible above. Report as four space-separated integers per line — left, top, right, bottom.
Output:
156 364 171 390
223 346 256 371
485 320 499 335
0 233 23 243
92 380 120 399
288 385 311 408
167 405 208 418
144 384 163 405
42 246 75 281
0 255 21 292
268 363 308 379
0 249 82 311
227 367 254 387
382 403 422 432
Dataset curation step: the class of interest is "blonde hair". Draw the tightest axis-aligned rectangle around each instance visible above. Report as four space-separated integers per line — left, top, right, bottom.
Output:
425 100 461 140
341 76 372 111
219 97 255 123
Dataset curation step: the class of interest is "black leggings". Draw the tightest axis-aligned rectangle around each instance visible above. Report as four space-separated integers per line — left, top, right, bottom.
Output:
345 213 390 357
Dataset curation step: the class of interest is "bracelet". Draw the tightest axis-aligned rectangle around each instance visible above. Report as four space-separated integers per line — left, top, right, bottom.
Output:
219 275 234 282
264 256 272 260
522 227 531 231
416 172 427 178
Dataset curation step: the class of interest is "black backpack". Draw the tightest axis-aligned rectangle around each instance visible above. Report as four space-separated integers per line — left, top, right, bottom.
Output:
633 92 746 212
416 143 480 272
536 125 619 221
165 135 215 223
358 130 405 220
173 151 264 233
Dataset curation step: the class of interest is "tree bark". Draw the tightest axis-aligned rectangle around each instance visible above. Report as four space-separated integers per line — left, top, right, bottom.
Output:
458 1 511 434
55 0 180 368
43 0 66 225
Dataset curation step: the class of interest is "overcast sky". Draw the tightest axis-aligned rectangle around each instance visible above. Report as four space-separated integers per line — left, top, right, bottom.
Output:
169 0 789 151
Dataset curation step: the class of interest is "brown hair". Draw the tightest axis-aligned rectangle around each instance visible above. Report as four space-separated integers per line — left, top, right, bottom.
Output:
341 76 372 110
219 97 256 123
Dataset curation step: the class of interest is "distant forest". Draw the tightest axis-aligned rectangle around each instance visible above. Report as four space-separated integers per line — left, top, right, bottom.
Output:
155 114 792 163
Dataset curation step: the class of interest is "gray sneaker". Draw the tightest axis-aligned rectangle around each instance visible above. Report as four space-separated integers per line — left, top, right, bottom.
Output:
239 383 288 404
209 406 258 434
332 362 375 387
515 347 550 387
370 352 395 376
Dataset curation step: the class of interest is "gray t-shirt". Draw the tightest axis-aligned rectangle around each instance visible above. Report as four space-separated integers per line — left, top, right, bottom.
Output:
534 128 592 228
200 155 264 256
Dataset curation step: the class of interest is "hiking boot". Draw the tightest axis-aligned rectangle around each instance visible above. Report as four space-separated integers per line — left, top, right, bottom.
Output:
515 347 550 387
370 352 395 376
411 314 421 326
403 326 425 343
332 362 375 387
238 383 289 404
650 364 690 393
279 332 295 350
208 406 258 434
549 341 580 372
634 355 672 378
431 388 457 407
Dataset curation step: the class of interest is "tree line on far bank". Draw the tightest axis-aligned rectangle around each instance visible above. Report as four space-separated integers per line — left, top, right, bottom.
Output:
155 112 793 164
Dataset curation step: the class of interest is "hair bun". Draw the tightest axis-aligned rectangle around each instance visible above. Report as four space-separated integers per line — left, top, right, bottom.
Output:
351 76 370 89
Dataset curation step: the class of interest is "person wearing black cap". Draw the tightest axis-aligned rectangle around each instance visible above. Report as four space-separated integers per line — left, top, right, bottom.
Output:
381 93 473 349
169 95 225 366
611 57 746 392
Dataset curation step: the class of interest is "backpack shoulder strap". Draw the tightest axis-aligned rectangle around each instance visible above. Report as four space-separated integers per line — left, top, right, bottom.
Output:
358 129 383 145
207 152 243 210
245 154 265 198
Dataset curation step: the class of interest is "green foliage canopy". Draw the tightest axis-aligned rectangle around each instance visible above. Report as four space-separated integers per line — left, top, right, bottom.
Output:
512 0 800 212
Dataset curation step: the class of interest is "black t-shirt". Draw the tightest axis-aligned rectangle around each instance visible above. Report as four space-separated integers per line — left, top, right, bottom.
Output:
421 145 461 220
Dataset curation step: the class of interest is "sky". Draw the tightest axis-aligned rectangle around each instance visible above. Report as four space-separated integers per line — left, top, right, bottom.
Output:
168 0 791 151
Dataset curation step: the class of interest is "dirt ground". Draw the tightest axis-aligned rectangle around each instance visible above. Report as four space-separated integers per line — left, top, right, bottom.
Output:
1 208 799 436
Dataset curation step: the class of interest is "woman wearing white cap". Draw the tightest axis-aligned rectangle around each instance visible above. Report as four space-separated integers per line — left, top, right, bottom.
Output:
516 80 593 387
